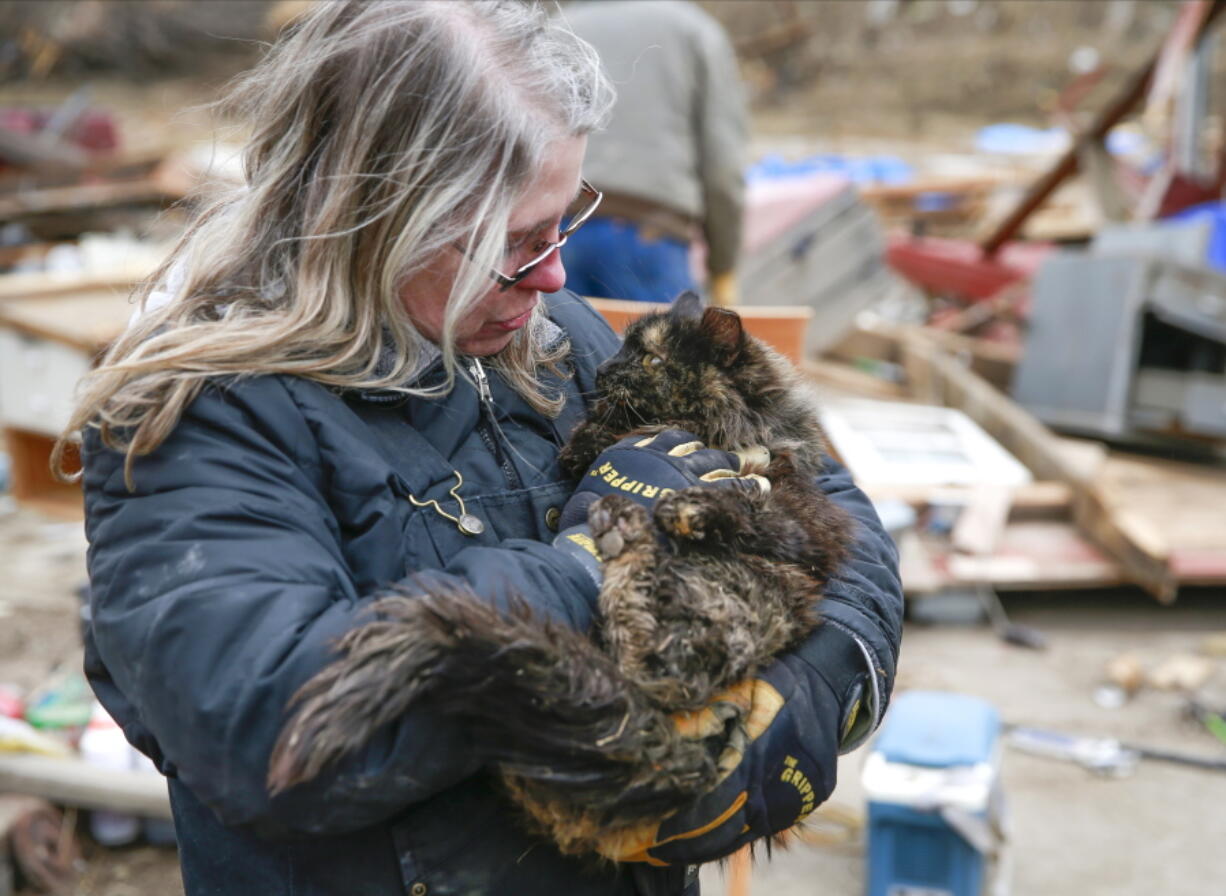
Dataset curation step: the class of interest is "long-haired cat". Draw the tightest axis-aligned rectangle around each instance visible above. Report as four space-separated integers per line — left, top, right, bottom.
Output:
267 293 852 858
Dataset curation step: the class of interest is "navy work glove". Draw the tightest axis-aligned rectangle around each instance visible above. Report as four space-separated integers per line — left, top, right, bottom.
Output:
594 624 872 866
551 430 768 584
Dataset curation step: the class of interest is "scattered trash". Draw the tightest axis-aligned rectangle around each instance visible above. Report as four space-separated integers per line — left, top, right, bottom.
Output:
1103 652 1146 696
0 716 72 758
78 701 142 847
1147 654 1216 692
0 683 24 720
1006 724 1226 777
1185 699 1226 749
23 666 92 734
1092 684 1129 710
0 795 80 895
973 585 1047 651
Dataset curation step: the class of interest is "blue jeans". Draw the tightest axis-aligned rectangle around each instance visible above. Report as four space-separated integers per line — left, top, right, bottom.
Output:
561 217 696 303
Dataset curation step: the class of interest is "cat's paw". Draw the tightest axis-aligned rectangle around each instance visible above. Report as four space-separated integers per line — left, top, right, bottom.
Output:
654 487 744 544
589 495 652 560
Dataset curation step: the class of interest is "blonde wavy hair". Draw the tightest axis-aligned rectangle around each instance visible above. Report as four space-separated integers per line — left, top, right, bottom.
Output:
56 0 613 485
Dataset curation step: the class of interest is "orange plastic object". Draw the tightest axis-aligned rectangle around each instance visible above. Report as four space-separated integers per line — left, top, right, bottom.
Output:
585 297 814 364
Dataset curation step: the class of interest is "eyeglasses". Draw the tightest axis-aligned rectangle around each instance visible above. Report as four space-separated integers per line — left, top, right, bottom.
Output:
491 179 602 290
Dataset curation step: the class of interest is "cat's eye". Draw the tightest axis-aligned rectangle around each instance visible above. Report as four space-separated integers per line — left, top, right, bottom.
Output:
642 354 664 371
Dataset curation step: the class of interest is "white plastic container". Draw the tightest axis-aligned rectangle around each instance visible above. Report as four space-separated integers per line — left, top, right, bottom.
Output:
78 701 141 847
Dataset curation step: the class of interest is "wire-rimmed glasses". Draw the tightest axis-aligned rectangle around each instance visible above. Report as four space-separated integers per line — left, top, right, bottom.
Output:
491 179 602 290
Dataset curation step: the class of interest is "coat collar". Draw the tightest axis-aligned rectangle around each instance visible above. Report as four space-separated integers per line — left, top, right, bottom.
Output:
354 313 566 403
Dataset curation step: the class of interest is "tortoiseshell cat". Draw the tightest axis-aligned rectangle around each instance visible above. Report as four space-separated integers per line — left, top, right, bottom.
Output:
267 293 852 859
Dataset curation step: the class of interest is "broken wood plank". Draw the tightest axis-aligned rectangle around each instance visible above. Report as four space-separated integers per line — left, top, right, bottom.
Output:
0 286 134 353
861 481 1072 517
800 358 907 400
899 335 1179 601
0 754 171 819
978 0 1226 255
0 178 168 222
827 318 1018 392
0 125 90 174
945 521 1123 590
0 269 141 302
951 484 1014 556
900 520 1121 594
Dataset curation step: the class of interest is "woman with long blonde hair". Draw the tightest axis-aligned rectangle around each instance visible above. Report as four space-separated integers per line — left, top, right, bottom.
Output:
64 3 902 894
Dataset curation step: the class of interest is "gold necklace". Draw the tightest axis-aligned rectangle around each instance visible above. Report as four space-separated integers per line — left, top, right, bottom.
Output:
407 471 485 536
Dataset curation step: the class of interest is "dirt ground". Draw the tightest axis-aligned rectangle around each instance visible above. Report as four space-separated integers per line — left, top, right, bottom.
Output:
2 2 1226 894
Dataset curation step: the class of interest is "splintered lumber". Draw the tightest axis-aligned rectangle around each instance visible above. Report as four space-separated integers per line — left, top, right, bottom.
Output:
0 179 167 222
899 335 1179 601
1095 453 1226 584
0 284 134 353
828 317 1018 393
800 358 907 400
978 0 1226 255
860 481 1072 517
951 484 1014 557
0 754 171 819
0 124 90 173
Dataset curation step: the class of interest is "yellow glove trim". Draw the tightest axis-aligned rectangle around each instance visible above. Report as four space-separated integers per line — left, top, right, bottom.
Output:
665 441 705 457
597 680 784 865
671 678 757 739
561 530 601 560
744 679 785 741
695 472 770 495
602 790 750 866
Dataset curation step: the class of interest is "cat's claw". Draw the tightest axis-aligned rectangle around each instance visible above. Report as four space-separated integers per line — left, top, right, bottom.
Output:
654 488 740 544
589 495 652 560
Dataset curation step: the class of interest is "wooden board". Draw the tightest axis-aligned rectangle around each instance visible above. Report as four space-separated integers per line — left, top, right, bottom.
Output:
827 316 1019 392
902 520 1123 593
0 286 133 353
1094 452 1226 584
0 269 142 302
862 481 1072 517
0 754 171 818
3 428 83 520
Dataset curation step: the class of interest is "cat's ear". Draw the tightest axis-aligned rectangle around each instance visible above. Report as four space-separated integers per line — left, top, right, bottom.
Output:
700 307 744 364
669 290 705 321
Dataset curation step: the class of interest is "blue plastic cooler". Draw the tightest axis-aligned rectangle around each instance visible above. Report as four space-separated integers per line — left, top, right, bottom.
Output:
862 691 1003 896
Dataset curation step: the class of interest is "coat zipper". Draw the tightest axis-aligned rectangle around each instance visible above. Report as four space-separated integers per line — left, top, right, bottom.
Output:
469 358 523 490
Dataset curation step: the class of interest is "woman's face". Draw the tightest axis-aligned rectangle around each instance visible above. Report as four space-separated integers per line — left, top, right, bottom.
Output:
400 135 587 357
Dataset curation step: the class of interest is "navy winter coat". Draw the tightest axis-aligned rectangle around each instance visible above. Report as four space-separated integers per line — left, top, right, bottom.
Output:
82 290 903 895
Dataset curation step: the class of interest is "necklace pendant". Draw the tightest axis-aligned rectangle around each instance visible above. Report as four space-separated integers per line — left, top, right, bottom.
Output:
458 513 485 536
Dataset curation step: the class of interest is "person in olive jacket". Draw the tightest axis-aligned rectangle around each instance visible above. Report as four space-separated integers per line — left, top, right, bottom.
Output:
60 3 903 895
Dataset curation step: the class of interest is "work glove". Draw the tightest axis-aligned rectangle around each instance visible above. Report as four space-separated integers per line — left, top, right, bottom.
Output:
551 430 767 585
594 623 873 866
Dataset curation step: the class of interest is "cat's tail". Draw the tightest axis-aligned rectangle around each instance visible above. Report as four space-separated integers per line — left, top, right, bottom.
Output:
266 584 718 828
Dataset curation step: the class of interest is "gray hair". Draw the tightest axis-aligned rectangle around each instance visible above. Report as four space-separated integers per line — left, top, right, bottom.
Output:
60 0 614 485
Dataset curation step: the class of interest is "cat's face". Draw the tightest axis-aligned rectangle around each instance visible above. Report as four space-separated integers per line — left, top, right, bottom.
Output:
593 294 751 428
